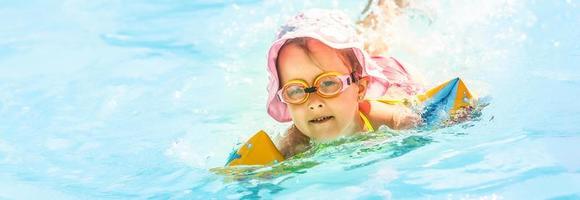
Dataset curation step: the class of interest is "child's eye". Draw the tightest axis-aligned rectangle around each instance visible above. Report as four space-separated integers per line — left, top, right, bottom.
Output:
321 80 337 87
288 87 304 96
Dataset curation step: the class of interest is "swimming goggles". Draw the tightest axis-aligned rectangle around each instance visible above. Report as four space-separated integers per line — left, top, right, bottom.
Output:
277 71 358 104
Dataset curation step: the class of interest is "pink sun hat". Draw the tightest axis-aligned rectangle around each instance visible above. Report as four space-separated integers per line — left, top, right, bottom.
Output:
266 9 395 122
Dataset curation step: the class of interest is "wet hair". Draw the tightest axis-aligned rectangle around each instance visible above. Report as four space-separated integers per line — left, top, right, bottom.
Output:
276 37 363 80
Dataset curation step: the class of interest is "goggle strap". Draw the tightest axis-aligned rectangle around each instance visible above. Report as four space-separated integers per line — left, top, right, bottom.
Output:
349 72 358 84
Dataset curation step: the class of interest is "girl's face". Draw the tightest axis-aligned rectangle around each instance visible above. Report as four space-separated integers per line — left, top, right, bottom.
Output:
277 39 365 141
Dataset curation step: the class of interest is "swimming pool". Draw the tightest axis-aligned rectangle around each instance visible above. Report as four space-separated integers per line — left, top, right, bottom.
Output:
1 0 579 199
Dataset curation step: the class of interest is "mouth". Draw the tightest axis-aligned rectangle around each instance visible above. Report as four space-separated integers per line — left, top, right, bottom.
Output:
308 116 334 124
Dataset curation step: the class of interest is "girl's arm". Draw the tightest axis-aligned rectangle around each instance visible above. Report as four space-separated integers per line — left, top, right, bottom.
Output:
362 100 421 130
277 124 311 158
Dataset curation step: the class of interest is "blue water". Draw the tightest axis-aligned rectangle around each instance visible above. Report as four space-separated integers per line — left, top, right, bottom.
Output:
1 0 579 199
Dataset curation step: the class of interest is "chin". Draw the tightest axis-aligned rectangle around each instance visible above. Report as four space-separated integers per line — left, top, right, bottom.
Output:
309 129 343 141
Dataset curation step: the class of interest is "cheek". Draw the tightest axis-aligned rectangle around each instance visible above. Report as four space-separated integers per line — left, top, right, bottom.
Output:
287 104 304 116
286 104 314 137
334 88 359 106
331 89 360 116
287 104 308 124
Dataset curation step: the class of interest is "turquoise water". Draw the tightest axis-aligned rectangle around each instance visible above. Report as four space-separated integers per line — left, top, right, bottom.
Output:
1 0 579 199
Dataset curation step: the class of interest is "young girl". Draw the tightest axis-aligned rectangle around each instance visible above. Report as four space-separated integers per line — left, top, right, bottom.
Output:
266 9 425 158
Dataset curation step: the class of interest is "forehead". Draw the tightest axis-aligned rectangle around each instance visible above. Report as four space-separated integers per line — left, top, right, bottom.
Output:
277 39 351 84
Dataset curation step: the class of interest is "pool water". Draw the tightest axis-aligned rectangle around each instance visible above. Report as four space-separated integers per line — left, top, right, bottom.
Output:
1 0 579 199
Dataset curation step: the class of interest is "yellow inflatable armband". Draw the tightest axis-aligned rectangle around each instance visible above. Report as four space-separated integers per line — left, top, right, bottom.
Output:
225 130 285 166
375 77 476 124
417 77 475 113
417 77 476 123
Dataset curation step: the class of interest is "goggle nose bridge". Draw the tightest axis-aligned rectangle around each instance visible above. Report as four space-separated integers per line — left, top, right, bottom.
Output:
304 86 318 94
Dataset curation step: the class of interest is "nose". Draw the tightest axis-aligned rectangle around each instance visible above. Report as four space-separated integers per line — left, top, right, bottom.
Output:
307 95 325 110
309 103 323 110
